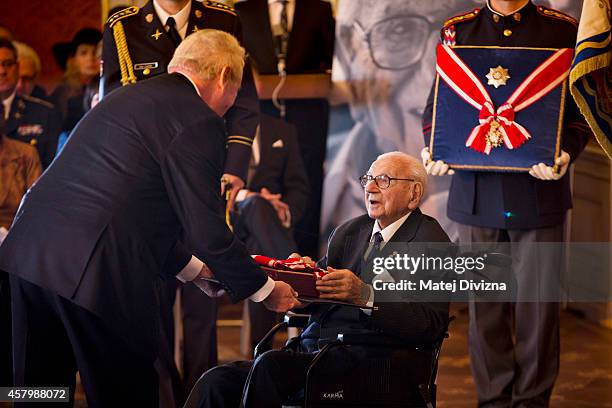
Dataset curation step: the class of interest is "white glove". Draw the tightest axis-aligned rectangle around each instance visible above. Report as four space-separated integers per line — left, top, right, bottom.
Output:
529 150 570 181
421 147 455 176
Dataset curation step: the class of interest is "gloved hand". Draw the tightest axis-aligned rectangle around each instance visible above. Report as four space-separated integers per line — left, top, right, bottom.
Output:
529 150 570 180
421 147 455 176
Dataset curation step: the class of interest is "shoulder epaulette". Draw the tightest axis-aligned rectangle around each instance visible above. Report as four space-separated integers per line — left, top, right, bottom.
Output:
443 8 480 29
536 6 577 27
106 6 140 27
21 94 54 109
204 1 237 16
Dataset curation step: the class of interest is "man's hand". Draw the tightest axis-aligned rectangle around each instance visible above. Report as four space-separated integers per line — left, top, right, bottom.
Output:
221 173 245 212
316 267 370 306
529 150 570 181
192 264 225 297
259 188 291 225
421 147 455 176
288 253 315 266
263 281 302 312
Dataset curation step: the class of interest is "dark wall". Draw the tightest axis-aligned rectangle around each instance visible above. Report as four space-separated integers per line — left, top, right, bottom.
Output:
0 0 101 91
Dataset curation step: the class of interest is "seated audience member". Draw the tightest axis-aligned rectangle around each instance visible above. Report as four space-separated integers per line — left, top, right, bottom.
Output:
235 0 336 257
50 28 101 120
13 41 47 101
185 151 450 407
0 39 61 168
234 113 309 349
0 103 42 386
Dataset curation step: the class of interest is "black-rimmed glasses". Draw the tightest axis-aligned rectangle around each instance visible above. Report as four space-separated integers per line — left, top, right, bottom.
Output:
359 174 415 189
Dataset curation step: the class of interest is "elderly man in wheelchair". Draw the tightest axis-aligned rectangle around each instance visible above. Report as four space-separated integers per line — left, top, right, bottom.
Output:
185 152 452 408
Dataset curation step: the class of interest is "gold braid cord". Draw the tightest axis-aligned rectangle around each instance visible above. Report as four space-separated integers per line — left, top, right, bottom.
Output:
112 21 137 86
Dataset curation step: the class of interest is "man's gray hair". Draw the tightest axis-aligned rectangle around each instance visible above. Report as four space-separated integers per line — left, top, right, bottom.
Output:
168 29 245 85
13 41 41 75
377 151 427 193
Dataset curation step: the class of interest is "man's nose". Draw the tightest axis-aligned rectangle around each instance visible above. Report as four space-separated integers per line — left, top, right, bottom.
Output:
364 180 379 192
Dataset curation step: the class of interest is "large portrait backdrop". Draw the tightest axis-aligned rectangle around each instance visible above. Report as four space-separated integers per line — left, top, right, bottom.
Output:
321 0 582 251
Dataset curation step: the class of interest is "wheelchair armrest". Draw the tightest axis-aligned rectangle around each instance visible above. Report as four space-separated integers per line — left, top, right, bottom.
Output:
284 312 310 328
253 313 311 359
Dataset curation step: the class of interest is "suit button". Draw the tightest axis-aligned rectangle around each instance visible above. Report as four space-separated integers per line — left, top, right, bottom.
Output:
503 29 513 37
30 138 37 146
143 68 151 75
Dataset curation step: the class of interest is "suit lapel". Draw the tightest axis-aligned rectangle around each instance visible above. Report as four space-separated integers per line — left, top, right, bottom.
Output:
257 0 279 67
5 96 23 136
286 0 305 63
140 0 176 53
388 208 423 245
350 220 375 277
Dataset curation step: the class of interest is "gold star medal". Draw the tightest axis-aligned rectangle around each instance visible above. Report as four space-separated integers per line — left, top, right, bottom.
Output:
486 66 510 88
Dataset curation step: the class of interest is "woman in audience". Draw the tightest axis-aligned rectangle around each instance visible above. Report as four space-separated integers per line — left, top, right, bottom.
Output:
50 28 101 120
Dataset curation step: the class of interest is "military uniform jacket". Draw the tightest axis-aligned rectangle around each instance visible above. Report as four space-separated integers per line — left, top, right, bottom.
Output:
0 74 268 354
422 1 591 229
5 94 61 169
100 0 259 180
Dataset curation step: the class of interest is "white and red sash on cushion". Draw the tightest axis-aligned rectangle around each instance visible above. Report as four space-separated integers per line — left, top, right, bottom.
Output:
251 255 328 278
436 44 573 155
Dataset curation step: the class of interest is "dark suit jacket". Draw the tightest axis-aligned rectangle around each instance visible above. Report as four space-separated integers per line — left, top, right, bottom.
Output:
248 114 309 224
300 209 450 351
5 94 61 169
0 73 268 355
235 0 335 74
100 0 259 180
421 2 591 229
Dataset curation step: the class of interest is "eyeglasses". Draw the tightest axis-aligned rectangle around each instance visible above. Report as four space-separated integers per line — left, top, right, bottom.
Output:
353 15 435 70
0 59 17 69
359 174 415 189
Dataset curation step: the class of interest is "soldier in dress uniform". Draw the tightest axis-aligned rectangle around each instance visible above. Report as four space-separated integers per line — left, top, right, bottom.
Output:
421 1 591 407
0 39 61 169
100 0 259 192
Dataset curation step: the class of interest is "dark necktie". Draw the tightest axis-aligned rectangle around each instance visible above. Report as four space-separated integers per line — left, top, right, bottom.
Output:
362 232 384 283
165 17 182 46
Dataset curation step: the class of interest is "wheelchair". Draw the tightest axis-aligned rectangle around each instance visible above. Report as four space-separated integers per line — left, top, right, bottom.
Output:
243 313 453 408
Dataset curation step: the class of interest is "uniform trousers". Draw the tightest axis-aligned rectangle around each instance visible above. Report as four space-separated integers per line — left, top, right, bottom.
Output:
459 223 563 408
10 276 158 407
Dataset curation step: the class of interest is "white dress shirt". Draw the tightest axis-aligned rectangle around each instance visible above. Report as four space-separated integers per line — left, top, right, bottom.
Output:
362 212 412 314
174 72 275 302
268 0 295 35
153 0 191 39
2 90 15 120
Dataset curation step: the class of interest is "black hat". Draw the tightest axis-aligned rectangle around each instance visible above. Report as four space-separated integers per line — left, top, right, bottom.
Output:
52 27 102 71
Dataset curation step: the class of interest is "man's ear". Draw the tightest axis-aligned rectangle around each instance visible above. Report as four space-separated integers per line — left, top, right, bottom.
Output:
219 66 232 87
409 182 423 210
